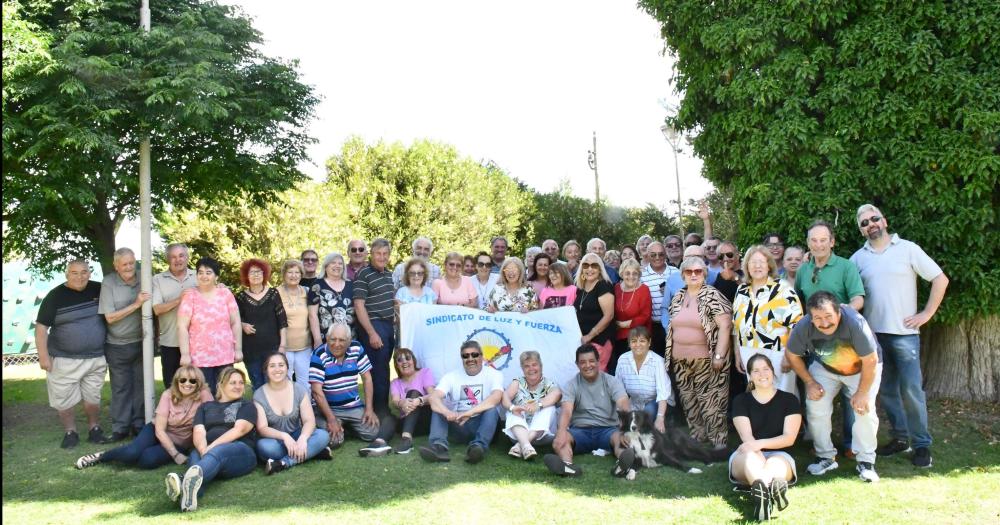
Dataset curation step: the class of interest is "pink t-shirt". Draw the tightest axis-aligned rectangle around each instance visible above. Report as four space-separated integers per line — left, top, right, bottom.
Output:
178 288 239 367
671 299 710 359
390 367 436 400
433 276 477 306
155 389 214 448
539 285 578 309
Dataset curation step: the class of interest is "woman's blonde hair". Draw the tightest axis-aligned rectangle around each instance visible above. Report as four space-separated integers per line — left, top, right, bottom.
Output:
170 365 207 404
215 367 247 401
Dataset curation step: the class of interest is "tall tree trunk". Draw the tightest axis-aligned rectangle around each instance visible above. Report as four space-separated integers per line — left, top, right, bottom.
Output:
88 219 118 276
922 316 1000 402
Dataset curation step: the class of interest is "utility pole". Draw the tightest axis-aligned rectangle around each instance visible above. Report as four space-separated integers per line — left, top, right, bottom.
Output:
587 131 600 203
661 123 685 240
139 0 155 422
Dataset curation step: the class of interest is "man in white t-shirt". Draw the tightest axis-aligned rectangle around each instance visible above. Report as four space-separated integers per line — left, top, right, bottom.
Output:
419 341 503 464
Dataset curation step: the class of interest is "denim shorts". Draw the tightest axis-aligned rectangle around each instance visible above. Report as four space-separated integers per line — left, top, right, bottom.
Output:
568 426 617 453
728 450 797 485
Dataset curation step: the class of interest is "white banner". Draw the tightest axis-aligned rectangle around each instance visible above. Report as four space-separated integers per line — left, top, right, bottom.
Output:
398 304 583 387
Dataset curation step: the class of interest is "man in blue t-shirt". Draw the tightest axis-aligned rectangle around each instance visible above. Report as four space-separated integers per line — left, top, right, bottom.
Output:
786 291 883 483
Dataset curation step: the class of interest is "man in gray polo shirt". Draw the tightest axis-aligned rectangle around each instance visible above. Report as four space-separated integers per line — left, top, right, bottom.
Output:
152 243 196 388
850 204 948 468
98 247 151 442
353 238 395 415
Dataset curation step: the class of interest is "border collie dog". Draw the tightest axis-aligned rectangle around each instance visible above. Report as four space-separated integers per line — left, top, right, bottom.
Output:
614 410 728 480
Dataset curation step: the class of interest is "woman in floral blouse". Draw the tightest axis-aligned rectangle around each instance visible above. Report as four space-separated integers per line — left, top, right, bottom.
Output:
487 257 538 313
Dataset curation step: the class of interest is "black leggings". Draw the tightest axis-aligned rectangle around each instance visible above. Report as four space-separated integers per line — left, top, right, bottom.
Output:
377 390 431 440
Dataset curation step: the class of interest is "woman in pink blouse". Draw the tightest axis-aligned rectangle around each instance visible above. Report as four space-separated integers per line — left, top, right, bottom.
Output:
433 252 478 307
177 257 242 396
539 262 577 309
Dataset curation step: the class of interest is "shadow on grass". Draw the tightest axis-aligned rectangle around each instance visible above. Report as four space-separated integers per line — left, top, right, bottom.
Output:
4 376 999 523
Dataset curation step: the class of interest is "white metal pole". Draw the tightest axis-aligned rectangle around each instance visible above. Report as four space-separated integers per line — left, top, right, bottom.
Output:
140 0 154 422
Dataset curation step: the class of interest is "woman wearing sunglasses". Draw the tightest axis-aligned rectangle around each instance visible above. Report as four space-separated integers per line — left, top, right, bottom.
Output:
471 251 499 310
573 253 616 371
360 347 436 456
75 365 212 470
664 256 733 450
487 257 538 313
433 252 478 308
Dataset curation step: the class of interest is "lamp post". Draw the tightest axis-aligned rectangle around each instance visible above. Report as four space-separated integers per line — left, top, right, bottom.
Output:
660 123 685 240
587 131 599 204
139 0 155 422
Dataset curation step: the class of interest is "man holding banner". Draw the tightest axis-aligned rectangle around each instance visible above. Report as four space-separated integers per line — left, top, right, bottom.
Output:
419 341 503 464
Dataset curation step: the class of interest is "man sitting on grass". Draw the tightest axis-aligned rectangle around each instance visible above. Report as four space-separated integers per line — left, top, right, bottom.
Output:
419 341 502 464
544 344 631 477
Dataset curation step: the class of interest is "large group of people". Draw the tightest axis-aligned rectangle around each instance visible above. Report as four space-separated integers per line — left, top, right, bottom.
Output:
34 203 949 518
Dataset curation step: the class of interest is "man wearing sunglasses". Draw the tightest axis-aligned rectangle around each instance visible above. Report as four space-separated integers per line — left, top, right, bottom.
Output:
419 341 503 464
300 249 320 289
850 204 948 469
663 235 684 268
641 241 680 356
392 237 441 290
345 239 369 281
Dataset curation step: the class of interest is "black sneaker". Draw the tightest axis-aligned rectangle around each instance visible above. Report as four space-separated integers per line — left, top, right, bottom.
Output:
418 444 450 463
876 439 912 457
750 479 772 520
856 461 880 482
101 431 129 444
612 448 636 477
544 453 582 477
316 446 334 461
912 447 932 468
264 458 286 475
359 440 392 457
61 430 80 449
465 444 485 464
395 437 413 454
87 425 106 444
769 478 789 511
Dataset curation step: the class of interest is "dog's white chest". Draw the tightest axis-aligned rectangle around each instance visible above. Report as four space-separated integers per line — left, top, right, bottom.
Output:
625 431 659 468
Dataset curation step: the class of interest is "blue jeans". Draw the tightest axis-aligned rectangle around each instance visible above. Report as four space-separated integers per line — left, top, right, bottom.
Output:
256 428 331 467
187 442 257 496
358 318 395 415
245 356 266 392
100 422 176 469
428 408 499 450
877 333 932 448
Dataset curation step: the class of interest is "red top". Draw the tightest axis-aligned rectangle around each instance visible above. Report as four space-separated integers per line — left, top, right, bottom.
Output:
614 283 652 341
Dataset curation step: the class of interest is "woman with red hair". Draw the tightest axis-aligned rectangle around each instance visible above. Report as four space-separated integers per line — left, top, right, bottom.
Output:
235 258 287 391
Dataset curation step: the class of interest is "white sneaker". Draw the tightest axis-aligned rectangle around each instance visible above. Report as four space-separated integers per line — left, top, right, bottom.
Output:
807 457 839 476
508 444 523 458
164 472 181 502
857 462 880 482
180 465 203 512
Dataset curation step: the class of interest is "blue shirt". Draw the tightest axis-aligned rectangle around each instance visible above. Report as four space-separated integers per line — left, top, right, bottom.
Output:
309 341 372 409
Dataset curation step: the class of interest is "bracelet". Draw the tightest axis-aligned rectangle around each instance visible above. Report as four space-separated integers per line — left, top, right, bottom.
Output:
656 413 665 418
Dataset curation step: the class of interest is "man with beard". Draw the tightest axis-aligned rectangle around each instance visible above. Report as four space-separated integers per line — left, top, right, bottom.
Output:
850 204 948 469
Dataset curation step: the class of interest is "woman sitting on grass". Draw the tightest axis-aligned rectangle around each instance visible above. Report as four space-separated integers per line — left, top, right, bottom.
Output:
254 353 332 474
165 367 257 512
75 366 212 470
729 353 802 521
359 347 435 456
501 351 561 460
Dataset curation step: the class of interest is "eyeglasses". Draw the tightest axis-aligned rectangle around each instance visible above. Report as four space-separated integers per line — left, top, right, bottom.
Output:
664 243 681 249
581 262 600 270
446 262 461 268
476 261 491 267
461 352 481 360
859 215 882 228
683 268 705 276
302 258 318 263
248 269 264 275
395 354 413 362
719 252 736 259
176 377 199 385
349 247 366 253
705 244 719 251
647 252 665 259
408 271 425 276
765 242 784 249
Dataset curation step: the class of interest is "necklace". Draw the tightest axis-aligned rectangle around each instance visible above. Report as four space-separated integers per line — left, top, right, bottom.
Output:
577 282 595 311
616 285 637 312
282 284 304 308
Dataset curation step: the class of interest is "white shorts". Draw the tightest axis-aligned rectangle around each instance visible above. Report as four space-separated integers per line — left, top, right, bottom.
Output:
503 406 556 443
47 356 108 411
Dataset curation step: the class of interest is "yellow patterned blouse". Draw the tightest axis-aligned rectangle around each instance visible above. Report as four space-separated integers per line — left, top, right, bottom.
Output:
732 279 803 351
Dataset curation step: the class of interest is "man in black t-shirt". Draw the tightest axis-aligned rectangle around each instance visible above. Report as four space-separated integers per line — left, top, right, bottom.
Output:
34 259 109 448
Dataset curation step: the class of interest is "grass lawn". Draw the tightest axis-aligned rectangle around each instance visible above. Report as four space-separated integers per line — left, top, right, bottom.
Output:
3 362 999 524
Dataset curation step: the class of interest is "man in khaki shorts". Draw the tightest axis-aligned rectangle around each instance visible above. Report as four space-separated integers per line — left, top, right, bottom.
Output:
34 259 109 448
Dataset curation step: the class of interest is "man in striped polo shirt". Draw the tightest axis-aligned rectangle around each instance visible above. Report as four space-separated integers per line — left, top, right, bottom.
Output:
310 322 379 447
353 238 396 415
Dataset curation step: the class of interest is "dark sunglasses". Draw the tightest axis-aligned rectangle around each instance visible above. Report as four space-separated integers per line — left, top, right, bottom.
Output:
765 242 784 249
664 243 681 249
461 352 481 360
349 247 366 253
476 261 491 267
719 252 736 259
302 258 318 263
581 262 600 270
647 252 665 259
811 265 821 284
395 354 413 362
446 262 462 268
176 377 199 385
859 215 882 228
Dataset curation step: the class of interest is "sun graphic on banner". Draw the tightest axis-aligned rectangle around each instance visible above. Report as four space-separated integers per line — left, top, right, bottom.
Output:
465 327 513 371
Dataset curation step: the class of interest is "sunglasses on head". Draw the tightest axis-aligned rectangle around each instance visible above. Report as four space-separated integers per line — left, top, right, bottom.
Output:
349 247 366 253
859 215 882 228
461 352 481 360
177 377 199 385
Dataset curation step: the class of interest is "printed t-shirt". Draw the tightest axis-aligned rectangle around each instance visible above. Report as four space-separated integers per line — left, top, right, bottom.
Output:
194 398 257 449
787 305 882 376
435 366 504 413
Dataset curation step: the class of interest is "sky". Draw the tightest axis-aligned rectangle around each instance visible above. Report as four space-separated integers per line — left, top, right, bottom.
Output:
119 0 712 248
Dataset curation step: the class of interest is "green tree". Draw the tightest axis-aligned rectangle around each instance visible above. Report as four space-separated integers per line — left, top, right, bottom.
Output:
2 0 317 274
640 0 1000 400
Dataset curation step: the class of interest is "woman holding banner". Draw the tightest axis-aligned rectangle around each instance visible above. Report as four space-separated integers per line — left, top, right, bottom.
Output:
487 257 538 313
573 253 615 372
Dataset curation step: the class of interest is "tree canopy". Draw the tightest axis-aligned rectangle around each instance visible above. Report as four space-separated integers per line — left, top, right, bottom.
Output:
2 0 318 274
640 0 1000 322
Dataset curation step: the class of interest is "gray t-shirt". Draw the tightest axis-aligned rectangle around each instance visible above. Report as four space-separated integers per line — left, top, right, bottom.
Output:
253 382 309 434
850 234 943 335
788 305 882 376
152 268 196 347
561 372 627 428
98 272 142 345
